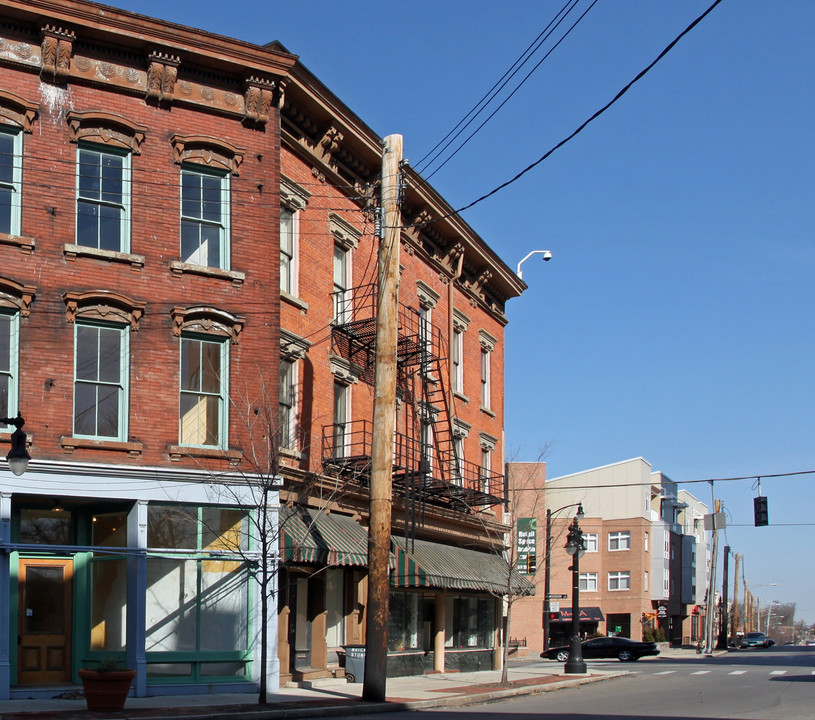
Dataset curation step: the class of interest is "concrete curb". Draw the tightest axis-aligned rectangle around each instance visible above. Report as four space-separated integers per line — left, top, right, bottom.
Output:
127 672 629 720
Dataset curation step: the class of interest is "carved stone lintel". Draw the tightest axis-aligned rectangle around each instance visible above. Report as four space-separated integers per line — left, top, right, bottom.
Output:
66 111 147 154
171 305 245 344
171 134 245 176
40 25 75 81
63 290 145 331
0 278 36 317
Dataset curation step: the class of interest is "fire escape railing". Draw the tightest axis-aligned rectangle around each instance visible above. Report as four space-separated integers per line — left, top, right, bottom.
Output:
322 284 505 512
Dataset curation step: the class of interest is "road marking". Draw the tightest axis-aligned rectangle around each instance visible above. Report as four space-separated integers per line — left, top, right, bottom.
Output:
729 670 747 675
654 670 675 675
690 670 710 675
770 671 786 675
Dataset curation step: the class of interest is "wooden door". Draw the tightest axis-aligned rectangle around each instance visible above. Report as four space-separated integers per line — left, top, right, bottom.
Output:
18 559 73 683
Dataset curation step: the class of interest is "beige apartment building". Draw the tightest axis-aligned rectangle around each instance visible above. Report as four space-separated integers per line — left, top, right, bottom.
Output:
508 458 710 653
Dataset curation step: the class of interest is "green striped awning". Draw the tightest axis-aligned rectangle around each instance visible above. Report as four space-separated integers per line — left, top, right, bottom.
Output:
280 507 368 567
391 536 535 596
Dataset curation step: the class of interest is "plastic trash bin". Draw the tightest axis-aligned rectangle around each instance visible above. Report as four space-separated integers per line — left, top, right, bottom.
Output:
342 644 366 683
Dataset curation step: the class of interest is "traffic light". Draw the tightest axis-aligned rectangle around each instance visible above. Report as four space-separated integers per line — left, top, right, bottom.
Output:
527 554 537 574
548 611 560 621
754 496 769 527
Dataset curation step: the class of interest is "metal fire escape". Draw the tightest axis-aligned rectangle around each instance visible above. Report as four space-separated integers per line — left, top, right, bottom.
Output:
322 283 503 513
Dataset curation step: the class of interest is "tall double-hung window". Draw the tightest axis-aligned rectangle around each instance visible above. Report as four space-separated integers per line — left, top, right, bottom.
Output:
181 166 229 268
76 146 130 252
0 127 22 236
74 323 128 439
0 311 19 426
180 335 228 448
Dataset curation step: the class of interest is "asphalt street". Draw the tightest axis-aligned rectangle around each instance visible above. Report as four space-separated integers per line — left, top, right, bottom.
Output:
388 646 815 720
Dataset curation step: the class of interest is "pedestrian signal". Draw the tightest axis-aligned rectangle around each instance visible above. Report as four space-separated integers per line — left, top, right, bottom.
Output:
753 496 769 527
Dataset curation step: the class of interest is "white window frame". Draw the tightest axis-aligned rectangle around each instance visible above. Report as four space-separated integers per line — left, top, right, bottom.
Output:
453 435 464 485
583 532 598 552
0 311 20 430
0 126 22 236
608 531 631 551
179 334 228 448
579 572 598 592
73 321 129 441
279 358 296 450
452 327 463 392
333 245 351 323
280 205 297 296
644 531 649 551
180 165 230 269
480 347 491 409
480 447 491 494
76 144 131 252
608 571 631 591
644 570 649 591
332 380 350 457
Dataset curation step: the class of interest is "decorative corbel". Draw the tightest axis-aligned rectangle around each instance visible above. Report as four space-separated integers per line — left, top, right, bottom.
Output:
244 75 275 125
319 125 344 163
40 25 75 81
146 50 180 103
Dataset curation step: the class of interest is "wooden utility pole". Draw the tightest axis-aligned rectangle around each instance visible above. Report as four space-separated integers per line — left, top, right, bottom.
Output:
363 134 403 702
730 553 740 645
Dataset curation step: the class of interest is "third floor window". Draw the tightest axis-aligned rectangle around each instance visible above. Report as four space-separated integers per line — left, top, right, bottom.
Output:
181 166 229 269
76 146 130 252
0 127 22 236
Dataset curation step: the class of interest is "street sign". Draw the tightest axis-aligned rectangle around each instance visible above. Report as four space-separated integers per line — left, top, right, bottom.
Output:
550 601 560 612
546 594 568 599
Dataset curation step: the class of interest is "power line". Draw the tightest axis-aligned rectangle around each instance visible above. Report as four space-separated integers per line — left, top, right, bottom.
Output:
410 0 725 230
422 0 599 181
415 0 584 175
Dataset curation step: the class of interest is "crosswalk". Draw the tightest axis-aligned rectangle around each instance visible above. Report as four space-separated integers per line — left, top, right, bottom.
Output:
633 669 815 677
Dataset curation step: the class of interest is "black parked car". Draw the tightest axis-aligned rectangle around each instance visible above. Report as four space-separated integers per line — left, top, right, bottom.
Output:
542 636 660 662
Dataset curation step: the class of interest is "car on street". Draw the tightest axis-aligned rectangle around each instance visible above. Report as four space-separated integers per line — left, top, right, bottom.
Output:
541 636 660 662
739 631 772 648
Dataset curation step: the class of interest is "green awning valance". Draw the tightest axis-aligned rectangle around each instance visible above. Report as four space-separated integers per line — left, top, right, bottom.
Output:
391 536 535 596
280 507 368 567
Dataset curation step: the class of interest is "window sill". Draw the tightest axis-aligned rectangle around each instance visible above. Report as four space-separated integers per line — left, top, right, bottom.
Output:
280 447 303 461
169 261 245 287
61 436 143 457
167 444 242 465
479 406 496 418
63 244 145 270
0 232 35 254
453 391 469 404
281 292 309 313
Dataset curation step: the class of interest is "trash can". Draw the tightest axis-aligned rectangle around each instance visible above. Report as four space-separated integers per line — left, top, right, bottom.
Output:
341 644 366 683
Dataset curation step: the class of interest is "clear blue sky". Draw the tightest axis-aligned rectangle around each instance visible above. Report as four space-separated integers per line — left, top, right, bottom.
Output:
105 0 814 623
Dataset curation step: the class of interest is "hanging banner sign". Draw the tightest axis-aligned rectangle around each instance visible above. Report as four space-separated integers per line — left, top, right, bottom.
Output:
516 517 537 574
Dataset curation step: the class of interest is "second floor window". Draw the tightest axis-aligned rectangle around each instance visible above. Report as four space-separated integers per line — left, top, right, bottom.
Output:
579 572 598 592
608 531 631 551
279 359 295 449
0 127 22 235
77 146 130 252
608 571 631 591
74 322 128 440
332 381 349 458
180 336 227 447
333 245 350 322
452 328 463 392
181 167 229 268
480 348 491 409
0 312 19 427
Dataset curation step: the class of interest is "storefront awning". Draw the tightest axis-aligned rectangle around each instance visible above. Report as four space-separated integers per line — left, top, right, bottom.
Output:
280 507 368 567
391 536 535 595
557 607 605 622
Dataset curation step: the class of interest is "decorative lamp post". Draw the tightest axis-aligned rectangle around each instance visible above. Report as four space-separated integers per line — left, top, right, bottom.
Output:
1 414 29 476
563 510 587 674
544 502 584 652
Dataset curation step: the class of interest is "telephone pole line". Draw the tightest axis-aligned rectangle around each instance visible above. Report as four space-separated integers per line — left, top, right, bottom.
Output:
363 134 403 702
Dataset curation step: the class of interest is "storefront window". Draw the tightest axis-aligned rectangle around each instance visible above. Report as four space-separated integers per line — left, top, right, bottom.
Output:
91 558 126 650
444 595 495 648
19 508 72 545
388 592 423 651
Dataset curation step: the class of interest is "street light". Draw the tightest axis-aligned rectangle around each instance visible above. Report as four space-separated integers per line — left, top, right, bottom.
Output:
563 510 587 674
516 250 552 279
1 414 29 476
543 502 584 653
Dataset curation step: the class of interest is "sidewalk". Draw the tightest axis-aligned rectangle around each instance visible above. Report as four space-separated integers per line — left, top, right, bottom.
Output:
0 647 713 719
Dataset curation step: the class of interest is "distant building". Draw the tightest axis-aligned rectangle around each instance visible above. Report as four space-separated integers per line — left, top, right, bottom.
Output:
508 458 710 651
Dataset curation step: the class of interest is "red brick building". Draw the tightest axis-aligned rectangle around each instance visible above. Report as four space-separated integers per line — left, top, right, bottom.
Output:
0 0 528 700
0 0 294 700
274 52 529 684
